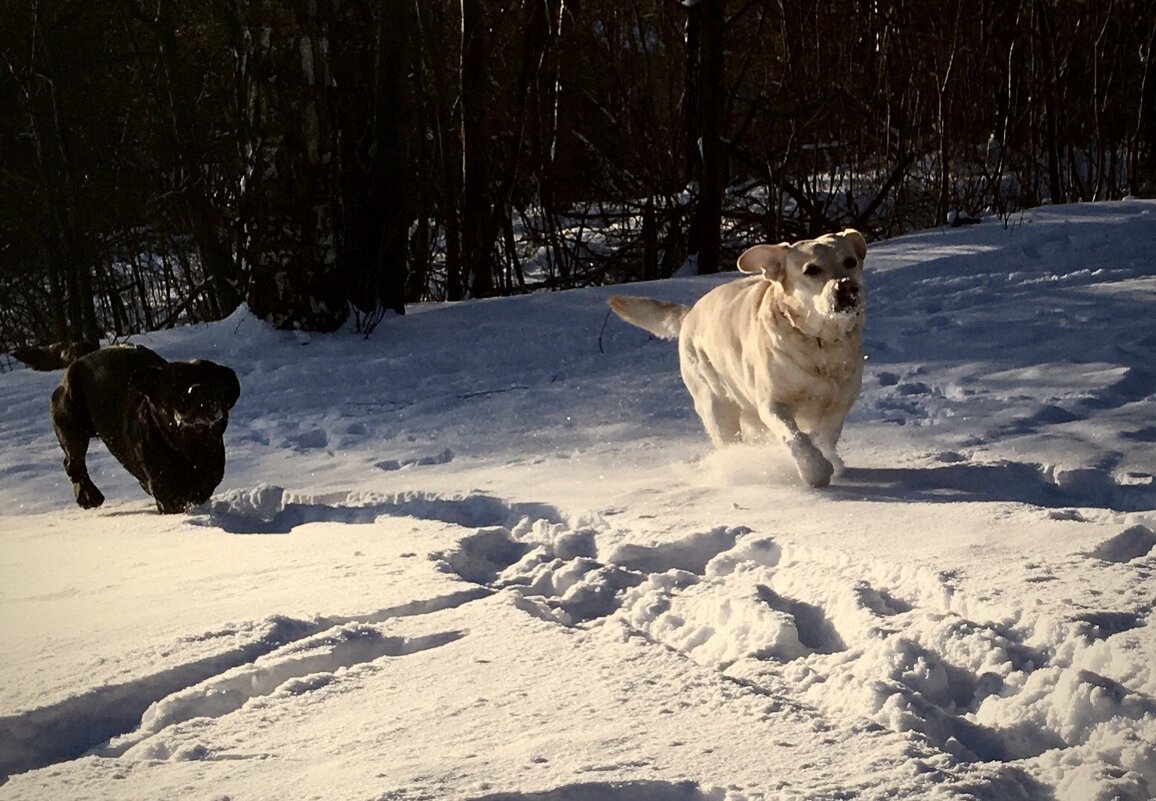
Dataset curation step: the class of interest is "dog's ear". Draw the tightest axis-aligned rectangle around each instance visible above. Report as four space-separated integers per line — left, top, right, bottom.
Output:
737 244 789 281
219 367 241 409
840 229 868 261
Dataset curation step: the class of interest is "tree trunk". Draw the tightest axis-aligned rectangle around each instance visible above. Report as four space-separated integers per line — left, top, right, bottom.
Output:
240 0 348 332
459 0 495 297
336 0 410 318
152 3 243 319
371 0 411 315
685 0 725 275
1134 20 1156 194
1034 0 1064 204
643 197 658 281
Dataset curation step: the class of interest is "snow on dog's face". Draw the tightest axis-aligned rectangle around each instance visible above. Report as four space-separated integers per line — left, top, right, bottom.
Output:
737 229 867 341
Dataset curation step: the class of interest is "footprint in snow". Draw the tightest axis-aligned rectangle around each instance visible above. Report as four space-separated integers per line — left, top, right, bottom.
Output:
437 522 863 669
1072 611 1145 640
375 448 455 471
854 582 914 617
433 525 751 628
285 429 329 450
755 585 846 655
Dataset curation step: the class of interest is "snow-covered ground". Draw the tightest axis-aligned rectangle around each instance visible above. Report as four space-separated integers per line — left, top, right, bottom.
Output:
1 201 1154 801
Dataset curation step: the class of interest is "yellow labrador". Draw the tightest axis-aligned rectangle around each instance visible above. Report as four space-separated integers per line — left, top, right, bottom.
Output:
608 229 867 487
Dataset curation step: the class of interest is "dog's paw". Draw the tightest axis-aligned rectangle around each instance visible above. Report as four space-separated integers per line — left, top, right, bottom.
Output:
789 437 834 488
156 501 188 514
822 449 846 478
75 482 105 509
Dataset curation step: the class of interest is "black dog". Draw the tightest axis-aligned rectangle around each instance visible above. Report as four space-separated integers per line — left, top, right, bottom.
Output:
50 344 240 513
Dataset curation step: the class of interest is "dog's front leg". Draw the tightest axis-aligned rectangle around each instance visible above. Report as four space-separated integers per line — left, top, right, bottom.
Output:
760 403 834 488
812 422 846 475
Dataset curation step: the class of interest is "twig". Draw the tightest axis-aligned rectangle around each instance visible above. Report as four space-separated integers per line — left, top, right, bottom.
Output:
598 306 613 354
459 385 529 400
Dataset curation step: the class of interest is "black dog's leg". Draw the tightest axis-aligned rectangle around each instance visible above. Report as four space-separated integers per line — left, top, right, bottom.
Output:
51 384 105 509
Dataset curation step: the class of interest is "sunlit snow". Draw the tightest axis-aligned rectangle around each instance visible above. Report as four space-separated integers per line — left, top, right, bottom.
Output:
1 201 1154 801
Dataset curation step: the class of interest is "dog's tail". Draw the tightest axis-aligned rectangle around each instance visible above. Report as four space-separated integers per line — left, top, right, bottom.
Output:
10 340 99 371
607 296 690 340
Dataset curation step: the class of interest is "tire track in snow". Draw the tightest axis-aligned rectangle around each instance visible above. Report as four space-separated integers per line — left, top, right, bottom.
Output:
102 625 466 760
18 490 559 777
0 594 477 781
0 615 318 782
1 486 572 781
463 780 716 801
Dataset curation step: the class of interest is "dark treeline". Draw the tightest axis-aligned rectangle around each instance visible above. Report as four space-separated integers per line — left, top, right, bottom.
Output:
2 0 1154 346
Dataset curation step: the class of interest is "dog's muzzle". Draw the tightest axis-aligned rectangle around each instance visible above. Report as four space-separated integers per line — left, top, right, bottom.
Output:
833 278 862 313
174 409 225 429
175 384 226 429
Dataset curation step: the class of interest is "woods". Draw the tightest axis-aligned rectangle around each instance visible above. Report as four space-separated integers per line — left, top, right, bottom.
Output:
2 0 1154 348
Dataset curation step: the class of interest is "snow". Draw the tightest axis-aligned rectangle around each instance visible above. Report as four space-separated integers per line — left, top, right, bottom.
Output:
1 200 1154 801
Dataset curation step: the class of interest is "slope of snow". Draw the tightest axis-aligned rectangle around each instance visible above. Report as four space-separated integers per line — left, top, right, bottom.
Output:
1 201 1154 801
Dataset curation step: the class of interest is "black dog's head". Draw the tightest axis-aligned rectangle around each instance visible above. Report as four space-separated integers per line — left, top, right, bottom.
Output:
131 359 241 433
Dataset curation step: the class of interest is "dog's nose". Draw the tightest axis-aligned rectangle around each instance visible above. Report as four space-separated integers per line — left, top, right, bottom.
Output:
834 278 861 311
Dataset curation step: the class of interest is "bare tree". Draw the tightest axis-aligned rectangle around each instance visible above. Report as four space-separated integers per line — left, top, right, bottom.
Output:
458 0 496 298
334 0 413 322
3 0 1155 352
236 0 348 331
684 0 726 274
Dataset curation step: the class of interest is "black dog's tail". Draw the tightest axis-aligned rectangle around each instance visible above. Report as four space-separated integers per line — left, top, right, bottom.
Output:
11 340 100 371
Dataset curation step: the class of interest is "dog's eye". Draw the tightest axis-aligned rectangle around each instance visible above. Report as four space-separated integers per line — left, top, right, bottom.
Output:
803 264 823 278
843 257 859 269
